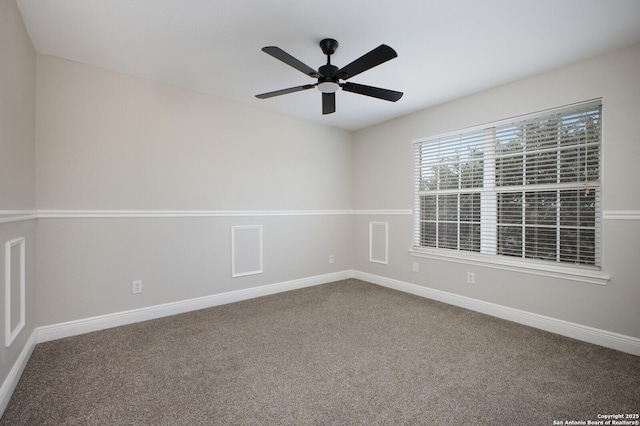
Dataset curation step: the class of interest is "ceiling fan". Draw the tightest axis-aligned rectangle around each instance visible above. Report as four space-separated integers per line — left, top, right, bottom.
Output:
256 38 403 115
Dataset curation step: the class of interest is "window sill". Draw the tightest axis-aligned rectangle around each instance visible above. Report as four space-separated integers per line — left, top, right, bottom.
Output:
409 248 610 285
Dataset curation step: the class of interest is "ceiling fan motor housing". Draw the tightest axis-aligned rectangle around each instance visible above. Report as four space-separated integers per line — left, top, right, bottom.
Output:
317 64 340 93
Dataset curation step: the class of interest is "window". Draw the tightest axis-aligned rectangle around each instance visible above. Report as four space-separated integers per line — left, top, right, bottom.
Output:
414 101 602 271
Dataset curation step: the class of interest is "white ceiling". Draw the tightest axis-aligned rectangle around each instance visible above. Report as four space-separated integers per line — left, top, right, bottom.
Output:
16 0 640 131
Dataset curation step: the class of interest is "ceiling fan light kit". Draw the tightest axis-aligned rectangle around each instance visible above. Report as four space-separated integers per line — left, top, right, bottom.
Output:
317 81 340 93
256 38 403 115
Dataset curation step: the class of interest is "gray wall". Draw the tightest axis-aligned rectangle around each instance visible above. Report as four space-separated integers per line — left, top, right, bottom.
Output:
35 55 355 326
0 0 37 390
352 44 640 339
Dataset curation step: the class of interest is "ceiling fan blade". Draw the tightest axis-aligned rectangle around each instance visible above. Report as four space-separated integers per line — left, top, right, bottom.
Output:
341 82 403 102
336 44 397 80
262 46 321 78
256 84 316 99
322 92 335 115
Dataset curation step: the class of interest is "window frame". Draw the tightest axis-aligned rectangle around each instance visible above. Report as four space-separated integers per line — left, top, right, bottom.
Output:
411 100 610 285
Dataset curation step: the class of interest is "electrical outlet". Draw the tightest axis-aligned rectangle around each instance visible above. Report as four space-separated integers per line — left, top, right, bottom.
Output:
329 255 335 264
132 280 143 294
413 262 419 272
466 272 475 284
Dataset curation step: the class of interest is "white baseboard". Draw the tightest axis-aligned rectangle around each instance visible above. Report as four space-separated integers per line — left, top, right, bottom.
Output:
353 271 640 356
36 270 353 344
3 269 639 419
0 330 37 417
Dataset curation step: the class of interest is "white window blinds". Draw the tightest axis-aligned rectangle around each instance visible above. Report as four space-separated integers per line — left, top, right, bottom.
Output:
414 101 602 268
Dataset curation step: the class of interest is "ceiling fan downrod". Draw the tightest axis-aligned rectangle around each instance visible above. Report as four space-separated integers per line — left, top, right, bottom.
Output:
317 39 340 93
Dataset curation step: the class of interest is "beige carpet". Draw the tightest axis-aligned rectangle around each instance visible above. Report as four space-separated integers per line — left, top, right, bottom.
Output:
2 279 639 425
